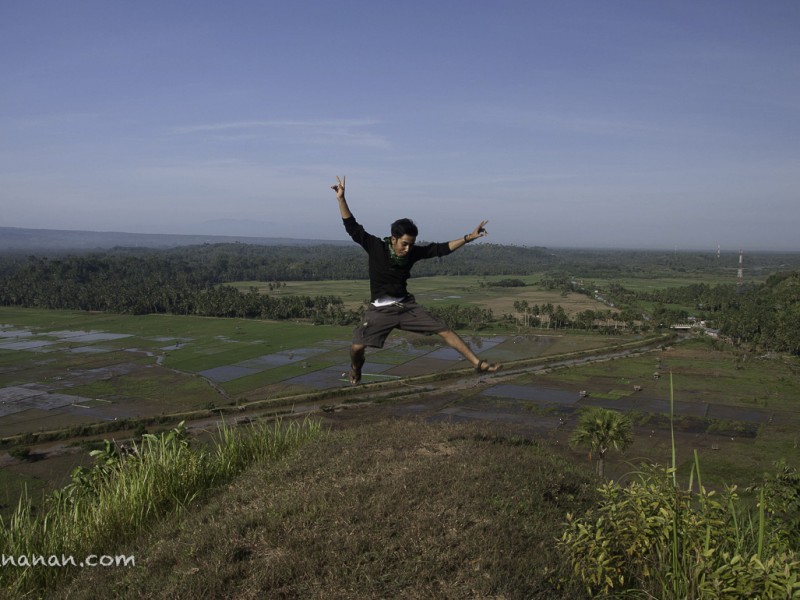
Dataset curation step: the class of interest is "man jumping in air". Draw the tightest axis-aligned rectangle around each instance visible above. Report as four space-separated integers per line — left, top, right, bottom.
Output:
331 175 502 384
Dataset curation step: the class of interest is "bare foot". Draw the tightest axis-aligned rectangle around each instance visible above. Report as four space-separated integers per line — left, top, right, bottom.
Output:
476 360 502 374
348 364 362 385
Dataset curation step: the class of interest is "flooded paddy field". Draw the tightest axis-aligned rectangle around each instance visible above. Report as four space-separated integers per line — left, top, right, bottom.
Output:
309 333 800 489
0 308 585 438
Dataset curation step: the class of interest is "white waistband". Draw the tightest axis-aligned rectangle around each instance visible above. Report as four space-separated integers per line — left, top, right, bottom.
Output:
371 296 407 307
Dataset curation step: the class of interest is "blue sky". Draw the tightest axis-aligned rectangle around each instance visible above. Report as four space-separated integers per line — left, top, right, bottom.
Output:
2 1 798 250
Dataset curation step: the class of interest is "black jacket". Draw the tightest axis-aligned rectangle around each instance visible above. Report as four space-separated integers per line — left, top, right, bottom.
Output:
343 216 452 302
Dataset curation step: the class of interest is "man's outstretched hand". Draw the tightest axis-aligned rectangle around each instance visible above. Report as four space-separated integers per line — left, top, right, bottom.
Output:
331 175 346 201
331 175 353 219
470 220 490 240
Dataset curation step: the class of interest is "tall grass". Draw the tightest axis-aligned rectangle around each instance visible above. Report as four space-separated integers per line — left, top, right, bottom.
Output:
0 417 321 597
560 374 800 598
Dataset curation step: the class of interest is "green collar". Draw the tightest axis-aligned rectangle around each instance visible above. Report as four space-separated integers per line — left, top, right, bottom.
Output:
384 237 409 266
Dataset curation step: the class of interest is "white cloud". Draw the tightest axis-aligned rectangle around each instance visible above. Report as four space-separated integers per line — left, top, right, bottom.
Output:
168 118 390 148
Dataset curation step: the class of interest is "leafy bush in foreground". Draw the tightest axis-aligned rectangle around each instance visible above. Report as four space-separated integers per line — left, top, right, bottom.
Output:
560 463 800 598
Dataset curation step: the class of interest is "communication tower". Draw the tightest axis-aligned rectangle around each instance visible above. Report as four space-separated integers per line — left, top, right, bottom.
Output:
737 249 744 286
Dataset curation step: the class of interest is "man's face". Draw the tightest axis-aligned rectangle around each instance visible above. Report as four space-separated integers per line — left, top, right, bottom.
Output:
390 234 416 257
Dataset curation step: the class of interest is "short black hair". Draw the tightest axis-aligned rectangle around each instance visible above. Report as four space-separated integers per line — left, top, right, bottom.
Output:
391 218 418 239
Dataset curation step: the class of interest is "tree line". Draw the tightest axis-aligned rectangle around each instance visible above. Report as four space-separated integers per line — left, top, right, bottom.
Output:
0 243 552 325
600 272 800 355
0 245 515 329
511 270 800 354
0 254 358 325
2 244 799 352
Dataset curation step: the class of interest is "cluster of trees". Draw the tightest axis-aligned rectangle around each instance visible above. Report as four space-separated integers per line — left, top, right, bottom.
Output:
483 278 526 288
510 300 642 332
429 304 494 331
704 273 800 354
0 254 362 325
511 269 800 354
511 300 568 329
193 286 360 325
533 267 800 354
571 308 644 331
599 272 800 355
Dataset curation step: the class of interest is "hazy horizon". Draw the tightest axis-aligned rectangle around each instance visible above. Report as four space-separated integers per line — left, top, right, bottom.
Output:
6 223 800 254
2 2 798 251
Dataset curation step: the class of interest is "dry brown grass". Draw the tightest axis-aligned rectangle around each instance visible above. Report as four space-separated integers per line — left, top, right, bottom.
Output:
56 419 597 599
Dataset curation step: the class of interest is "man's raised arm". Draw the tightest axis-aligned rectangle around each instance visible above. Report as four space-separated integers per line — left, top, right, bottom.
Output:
330 175 353 220
448 220 489 252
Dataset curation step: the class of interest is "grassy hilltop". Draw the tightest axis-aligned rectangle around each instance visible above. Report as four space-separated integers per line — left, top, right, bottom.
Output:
54 418 597 600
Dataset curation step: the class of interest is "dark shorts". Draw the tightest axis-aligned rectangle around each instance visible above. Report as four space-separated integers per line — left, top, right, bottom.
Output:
353 297 448 348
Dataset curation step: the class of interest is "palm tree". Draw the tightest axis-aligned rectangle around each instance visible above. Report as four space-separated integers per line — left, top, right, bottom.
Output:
570 408 633 477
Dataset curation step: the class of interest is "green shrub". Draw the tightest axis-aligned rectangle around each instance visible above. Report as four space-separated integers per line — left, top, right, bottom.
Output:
559 465 800 598
487 278 526 287
749 459 800 547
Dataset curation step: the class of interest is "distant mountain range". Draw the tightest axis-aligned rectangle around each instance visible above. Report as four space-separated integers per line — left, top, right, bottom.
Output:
0 227 348 252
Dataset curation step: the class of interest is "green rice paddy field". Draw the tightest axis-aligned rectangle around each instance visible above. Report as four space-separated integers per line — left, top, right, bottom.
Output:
234 273 611 317
0 300 624 442
0 308 357 436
